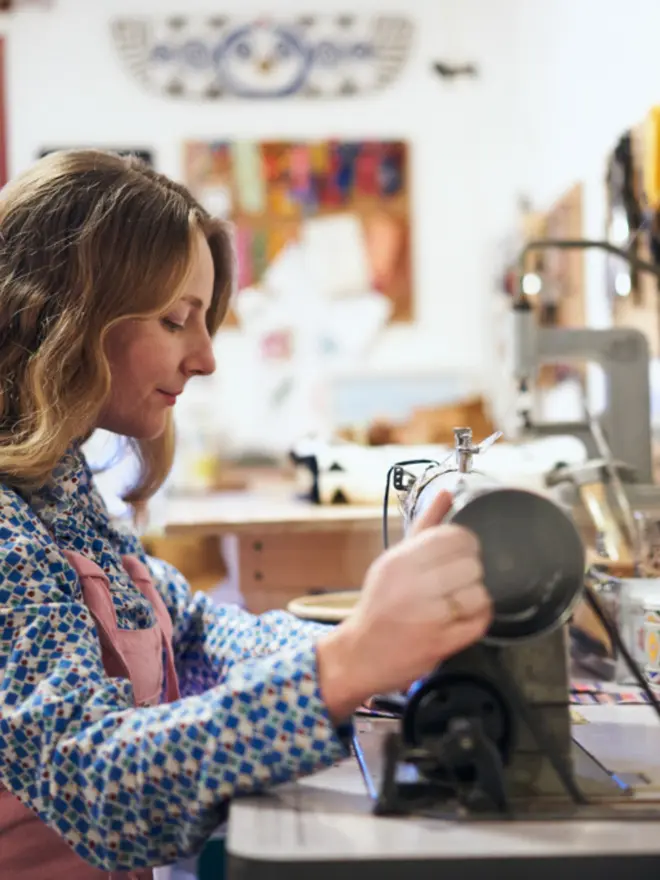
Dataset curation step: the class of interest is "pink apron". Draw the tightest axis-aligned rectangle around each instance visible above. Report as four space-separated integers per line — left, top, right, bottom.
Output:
0 552 181 880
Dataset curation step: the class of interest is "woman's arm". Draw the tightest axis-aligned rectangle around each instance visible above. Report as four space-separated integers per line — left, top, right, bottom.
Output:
145 555 334 696
0 512 349 874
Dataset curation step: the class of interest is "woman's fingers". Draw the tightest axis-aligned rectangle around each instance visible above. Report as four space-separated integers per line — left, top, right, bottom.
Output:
408 490 453 536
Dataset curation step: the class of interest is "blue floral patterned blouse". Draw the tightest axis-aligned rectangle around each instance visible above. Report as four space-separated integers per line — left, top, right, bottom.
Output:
0 446 348 871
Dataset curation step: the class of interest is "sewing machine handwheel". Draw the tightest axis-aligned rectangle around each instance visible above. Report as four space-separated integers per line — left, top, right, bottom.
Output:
402 671 513 780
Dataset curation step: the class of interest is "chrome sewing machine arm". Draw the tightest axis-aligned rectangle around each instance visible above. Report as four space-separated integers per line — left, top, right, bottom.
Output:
398 427 502 529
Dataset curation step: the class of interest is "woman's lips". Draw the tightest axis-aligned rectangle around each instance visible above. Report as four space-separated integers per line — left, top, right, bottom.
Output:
157 390 178 406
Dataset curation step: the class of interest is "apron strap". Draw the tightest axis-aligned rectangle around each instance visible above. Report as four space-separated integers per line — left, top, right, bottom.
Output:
121 555 181 703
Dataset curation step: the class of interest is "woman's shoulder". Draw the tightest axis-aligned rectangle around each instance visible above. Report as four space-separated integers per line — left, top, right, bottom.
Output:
0 481 79 604
0 479 59 544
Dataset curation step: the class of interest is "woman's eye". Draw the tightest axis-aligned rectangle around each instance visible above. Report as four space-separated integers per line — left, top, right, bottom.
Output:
161 317 186 332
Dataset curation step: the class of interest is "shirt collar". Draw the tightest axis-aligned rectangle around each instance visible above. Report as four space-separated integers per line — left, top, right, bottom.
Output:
25 443 142 557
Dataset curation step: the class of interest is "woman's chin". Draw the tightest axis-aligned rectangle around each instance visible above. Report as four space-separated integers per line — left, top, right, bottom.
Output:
96 414 167 442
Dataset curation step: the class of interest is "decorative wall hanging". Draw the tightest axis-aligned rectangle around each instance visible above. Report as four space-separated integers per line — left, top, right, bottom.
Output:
111 15 414 100
183 139 413 322
37 147 154 165
432 60 479 80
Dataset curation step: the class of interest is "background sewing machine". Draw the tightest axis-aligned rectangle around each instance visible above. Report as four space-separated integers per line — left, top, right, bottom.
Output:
511 238 659 483
510 238 660 570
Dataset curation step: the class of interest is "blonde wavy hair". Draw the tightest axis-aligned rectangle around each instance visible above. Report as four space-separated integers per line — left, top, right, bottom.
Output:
0 149 234 502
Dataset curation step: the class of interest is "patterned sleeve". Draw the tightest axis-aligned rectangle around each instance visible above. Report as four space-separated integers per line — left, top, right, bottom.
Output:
145 555 334 697
0 516 350 873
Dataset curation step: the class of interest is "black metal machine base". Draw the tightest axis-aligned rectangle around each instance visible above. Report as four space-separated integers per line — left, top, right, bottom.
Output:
354 716 660 822
354 640 660 823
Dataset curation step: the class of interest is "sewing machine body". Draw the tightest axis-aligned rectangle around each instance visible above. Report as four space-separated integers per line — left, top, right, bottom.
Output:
464 633 579 802
360 629 660 821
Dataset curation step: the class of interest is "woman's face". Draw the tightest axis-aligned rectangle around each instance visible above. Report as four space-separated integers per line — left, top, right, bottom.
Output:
97 231 216 440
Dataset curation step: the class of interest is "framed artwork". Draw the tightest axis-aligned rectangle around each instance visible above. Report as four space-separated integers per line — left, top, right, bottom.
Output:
183 138 413 324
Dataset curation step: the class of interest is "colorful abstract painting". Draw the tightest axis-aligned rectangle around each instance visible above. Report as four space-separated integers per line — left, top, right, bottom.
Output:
183 139 413 322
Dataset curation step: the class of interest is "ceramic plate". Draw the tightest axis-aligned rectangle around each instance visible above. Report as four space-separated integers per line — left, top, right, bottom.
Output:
287 590 360 622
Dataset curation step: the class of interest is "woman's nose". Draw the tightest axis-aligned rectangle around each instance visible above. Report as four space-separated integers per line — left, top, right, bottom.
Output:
185 336 216 377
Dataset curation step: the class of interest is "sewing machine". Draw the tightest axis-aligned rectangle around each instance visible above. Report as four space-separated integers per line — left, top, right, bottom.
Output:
511 238 658 484
361 428 660 820
226 428 660 880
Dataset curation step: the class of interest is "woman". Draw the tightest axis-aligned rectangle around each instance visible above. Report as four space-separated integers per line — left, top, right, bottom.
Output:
0 150 491 878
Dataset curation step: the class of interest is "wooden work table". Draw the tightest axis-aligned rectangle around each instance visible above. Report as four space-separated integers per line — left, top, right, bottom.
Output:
161 484 399 614
164 490 389 536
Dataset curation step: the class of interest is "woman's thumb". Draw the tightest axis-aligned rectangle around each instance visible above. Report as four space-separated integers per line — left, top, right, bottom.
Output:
408 489 453 536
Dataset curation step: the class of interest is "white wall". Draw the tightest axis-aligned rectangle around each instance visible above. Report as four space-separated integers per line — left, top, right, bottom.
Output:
3 0 524 385
514 0 660 210
6 0 660 433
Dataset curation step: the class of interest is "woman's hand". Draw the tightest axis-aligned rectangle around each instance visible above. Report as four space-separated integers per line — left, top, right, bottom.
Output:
317 490 492 723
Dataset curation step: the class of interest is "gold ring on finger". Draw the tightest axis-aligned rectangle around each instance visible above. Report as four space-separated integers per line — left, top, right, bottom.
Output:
445 592 464 623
